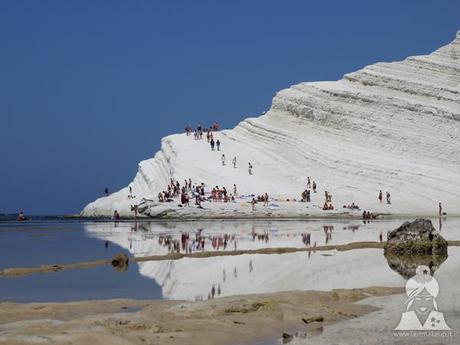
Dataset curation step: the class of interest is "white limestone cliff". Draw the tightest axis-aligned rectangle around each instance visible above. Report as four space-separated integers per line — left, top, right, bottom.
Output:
82 32 460 218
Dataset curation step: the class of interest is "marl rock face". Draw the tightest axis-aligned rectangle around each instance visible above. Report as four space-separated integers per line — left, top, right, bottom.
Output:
82 32 460 218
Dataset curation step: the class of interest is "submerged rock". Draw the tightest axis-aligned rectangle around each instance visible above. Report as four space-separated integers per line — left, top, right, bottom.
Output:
111 253 129 272
384 218 448 278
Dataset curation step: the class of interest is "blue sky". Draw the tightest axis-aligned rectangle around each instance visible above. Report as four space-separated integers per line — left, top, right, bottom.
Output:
1 0 459 215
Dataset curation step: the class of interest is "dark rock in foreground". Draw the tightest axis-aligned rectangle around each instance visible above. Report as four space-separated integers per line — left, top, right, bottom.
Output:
384 218 448 256
384 218 448 278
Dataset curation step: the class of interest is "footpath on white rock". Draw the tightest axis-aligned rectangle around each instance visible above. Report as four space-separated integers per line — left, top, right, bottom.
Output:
82 32 460 219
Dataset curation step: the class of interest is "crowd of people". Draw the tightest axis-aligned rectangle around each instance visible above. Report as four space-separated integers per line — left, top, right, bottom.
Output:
256 193 269 205
156 178 203 206
185 122 220 140
152 120 264 212
249 193 269 210
301 177 317 202
98 122 415 221
121 171 397 219
141 170 396 218
362 210 377 220
211 186 236 203
154 177 248 209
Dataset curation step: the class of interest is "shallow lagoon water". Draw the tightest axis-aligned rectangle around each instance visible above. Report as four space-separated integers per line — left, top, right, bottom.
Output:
1 217 458 304
0 220 161 302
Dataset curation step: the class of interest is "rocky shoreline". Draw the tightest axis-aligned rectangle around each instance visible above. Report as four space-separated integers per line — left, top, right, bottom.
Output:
0 287 403 345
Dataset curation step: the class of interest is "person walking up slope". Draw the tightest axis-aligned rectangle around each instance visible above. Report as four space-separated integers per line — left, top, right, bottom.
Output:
386 191 391 204
221 154 226 166
232 156 237 168
248 162 253 175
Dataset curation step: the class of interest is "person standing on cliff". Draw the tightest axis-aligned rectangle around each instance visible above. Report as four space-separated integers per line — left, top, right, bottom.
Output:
264 192 269 207
386 191 391 204
131 204 138 218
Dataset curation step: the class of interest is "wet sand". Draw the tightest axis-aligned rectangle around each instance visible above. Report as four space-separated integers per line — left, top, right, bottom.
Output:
0 287 403 345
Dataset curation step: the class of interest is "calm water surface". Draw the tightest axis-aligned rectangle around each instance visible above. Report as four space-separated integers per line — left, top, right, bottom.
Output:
0 218 458 305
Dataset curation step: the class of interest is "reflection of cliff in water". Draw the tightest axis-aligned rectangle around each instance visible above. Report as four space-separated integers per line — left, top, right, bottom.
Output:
384 251 448 279
85 221 406 300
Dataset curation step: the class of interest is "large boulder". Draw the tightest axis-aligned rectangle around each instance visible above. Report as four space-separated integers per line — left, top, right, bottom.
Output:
384 218 448 255
383 219 448 278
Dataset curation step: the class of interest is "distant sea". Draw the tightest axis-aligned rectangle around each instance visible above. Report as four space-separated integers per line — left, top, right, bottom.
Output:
0 214 66 221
